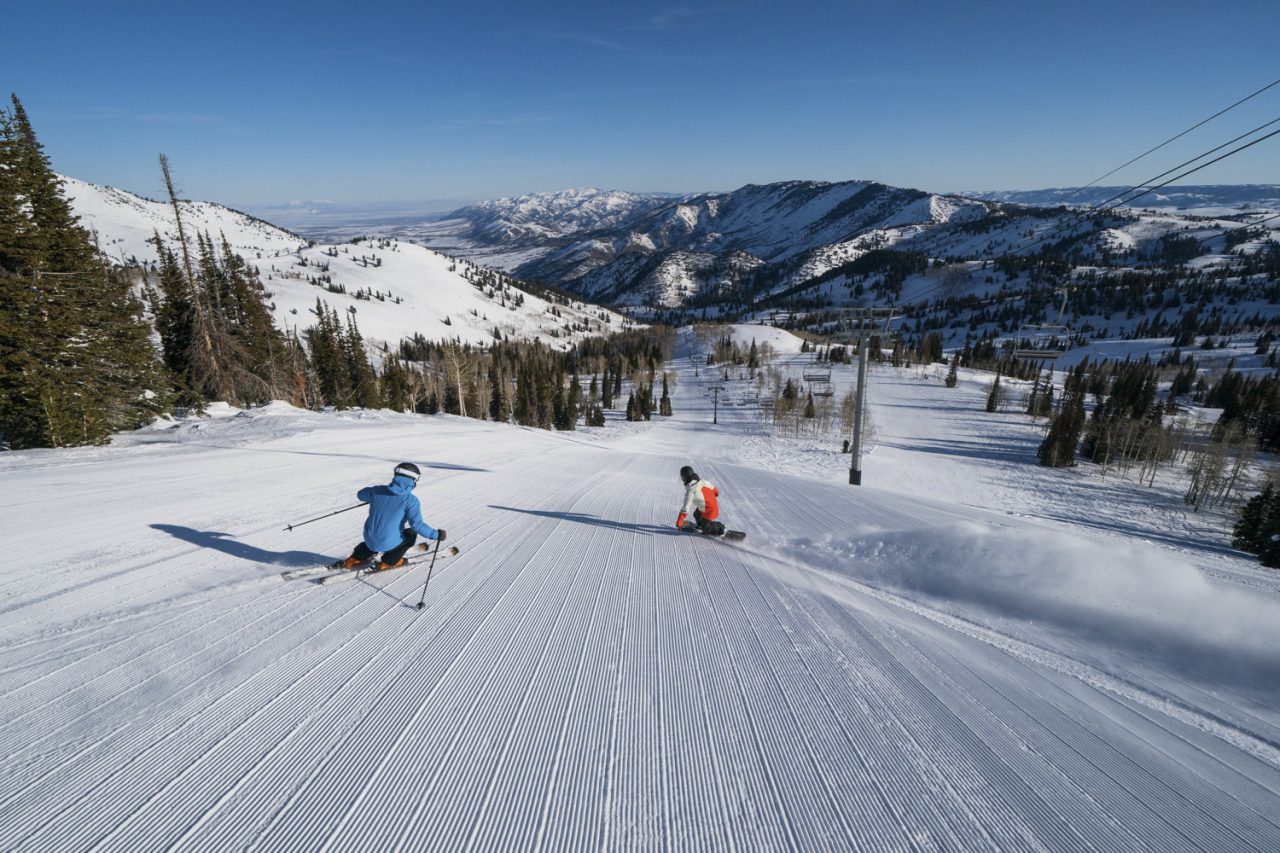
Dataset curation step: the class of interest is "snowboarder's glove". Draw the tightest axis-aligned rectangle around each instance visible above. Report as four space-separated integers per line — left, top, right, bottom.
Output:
676 513 687 529
436 529 447 542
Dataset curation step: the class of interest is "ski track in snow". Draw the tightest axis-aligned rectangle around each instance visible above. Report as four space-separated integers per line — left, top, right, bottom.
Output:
3 340 1280 850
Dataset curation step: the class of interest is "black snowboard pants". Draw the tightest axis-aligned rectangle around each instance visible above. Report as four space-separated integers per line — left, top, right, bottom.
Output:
694 509 725 537
350 528 419 566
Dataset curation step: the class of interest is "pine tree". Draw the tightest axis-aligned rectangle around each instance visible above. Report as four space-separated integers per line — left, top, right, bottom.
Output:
344 313 380 408
565 374 581 429
489 364 508 422
945 357 958 388
0 96 166 448
145 158 300 408
1038 383 1085 467
659 373 673 416
985 373 1002 413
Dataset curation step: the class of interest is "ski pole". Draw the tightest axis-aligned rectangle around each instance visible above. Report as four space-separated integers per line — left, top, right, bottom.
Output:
283 502 366 532
415 537 443 610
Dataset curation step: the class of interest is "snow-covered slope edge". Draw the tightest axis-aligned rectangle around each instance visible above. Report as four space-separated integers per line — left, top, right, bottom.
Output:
62 176 626 350
61 175 306 266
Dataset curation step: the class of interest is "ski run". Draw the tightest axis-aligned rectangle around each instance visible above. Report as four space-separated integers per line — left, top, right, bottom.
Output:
2 326 1280 851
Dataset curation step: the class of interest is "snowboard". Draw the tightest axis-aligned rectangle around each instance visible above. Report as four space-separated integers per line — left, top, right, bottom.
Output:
680 523 745 542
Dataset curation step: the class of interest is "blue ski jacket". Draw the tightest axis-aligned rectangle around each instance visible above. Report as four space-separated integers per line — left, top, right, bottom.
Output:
357 475 439 551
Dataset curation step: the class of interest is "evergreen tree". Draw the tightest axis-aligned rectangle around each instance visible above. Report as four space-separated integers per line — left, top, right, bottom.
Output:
566 374 581 428
489 364 508 422
306 302 352 407
343 313 380 408
1236 485 1280 569
659 373 673 416
945 358 959 388
0 96 166 448
985 373 1002 413
1038 379 1086 467
1233 483 1276 554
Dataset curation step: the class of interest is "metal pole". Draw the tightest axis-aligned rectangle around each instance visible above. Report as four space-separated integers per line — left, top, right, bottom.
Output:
283 502 367 531
415 537 444 610
850 319 869 485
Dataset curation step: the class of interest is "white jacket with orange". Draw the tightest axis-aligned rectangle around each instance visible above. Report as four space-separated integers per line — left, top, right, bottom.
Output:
677 478 720 528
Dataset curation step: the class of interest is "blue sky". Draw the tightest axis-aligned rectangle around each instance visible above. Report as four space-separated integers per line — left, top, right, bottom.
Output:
6 0 1280 208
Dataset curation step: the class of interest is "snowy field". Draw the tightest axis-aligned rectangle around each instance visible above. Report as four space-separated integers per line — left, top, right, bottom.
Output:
2 328 1280 850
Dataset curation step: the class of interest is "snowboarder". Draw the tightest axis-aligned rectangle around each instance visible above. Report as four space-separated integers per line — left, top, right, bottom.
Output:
339 462 446 571
676 465 727 536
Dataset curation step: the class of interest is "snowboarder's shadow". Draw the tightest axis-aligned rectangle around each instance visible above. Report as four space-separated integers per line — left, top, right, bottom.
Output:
151 524 331 567
488 505 677 537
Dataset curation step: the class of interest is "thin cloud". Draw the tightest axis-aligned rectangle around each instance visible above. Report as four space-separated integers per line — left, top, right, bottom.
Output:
639 4 736 30
79 107 220 125
547 30 635 52
445 115 562 127
379 54 421 66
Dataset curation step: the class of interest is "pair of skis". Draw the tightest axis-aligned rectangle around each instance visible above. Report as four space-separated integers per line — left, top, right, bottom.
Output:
281 543 460 585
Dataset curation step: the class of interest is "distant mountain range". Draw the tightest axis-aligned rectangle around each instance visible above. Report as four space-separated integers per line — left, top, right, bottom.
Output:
374 181 1279 313
962 184 1280 210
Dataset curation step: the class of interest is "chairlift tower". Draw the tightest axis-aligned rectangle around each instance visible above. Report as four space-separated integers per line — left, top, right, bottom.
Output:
831 307 898 486
709 384 725 424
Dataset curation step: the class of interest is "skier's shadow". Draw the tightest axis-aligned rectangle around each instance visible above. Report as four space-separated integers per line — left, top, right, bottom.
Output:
151 524 331 567
488 505 676 537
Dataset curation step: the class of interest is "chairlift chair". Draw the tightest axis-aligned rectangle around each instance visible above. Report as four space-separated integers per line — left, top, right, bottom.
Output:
1012 285 1072 361
802 368 834 397
1011 323 1071 360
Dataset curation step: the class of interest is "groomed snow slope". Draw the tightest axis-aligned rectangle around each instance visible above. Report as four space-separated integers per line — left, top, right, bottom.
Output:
2 341 1279 850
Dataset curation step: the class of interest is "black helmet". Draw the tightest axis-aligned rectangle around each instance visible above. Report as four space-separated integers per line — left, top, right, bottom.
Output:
394 462 421 482
680 465 698 484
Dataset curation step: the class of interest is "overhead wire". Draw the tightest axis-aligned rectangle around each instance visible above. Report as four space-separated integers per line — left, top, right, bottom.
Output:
1061 77 1280 202
797 78 1280 332
1092 116 1280 210
1096 125 1280 212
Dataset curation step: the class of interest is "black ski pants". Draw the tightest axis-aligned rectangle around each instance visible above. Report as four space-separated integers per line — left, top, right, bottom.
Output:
350 529 419 566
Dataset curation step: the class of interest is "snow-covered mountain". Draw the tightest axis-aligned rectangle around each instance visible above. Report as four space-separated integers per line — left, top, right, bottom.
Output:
447 187 677 244
408 180 995 308
399 180 1279 325
60 175 306 266
964 183 1280 212
62 176 624 351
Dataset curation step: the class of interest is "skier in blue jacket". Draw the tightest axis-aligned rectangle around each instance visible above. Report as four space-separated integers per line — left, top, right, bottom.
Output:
339 462 445 571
